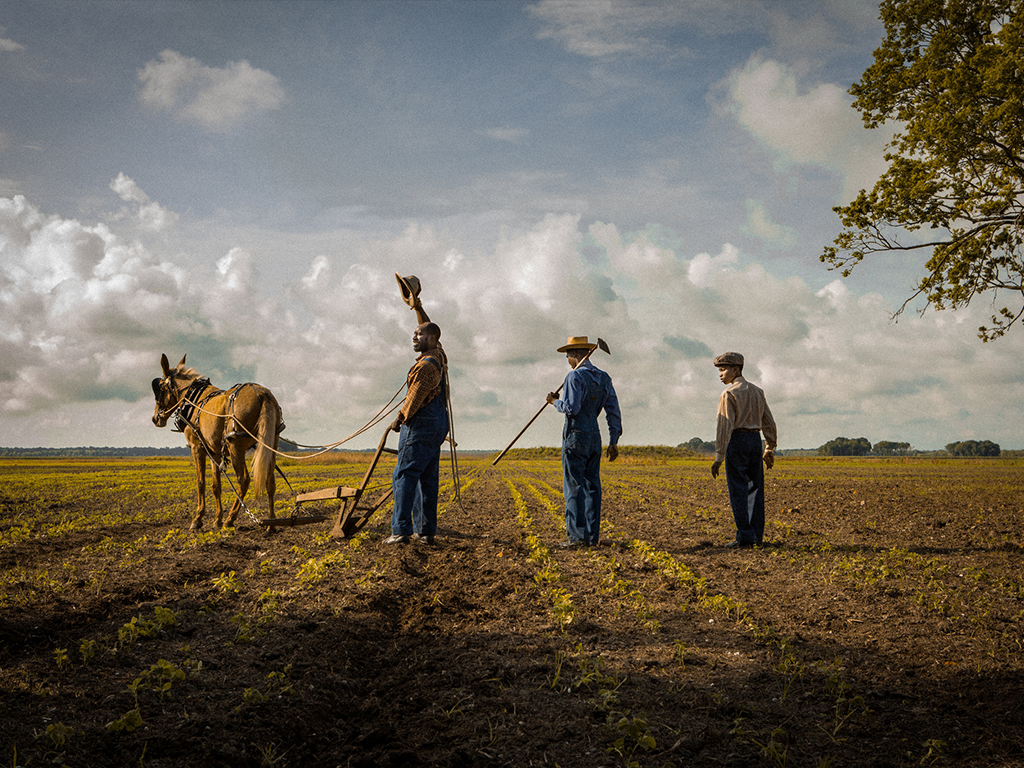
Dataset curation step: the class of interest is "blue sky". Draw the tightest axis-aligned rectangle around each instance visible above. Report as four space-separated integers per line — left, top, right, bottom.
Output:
1 0 1021 451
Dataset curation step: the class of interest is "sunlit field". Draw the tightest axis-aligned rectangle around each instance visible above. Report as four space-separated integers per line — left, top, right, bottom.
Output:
0 453 1021 767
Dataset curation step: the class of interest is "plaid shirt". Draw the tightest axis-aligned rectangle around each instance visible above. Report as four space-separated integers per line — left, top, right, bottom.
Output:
398 346 447 423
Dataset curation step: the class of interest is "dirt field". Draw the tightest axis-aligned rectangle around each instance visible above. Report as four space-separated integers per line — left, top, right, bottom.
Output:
0 453 1022 768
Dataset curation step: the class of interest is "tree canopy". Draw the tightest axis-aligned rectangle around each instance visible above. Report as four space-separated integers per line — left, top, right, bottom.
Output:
821 0 1024 340
946 439 1001 456
818 436 873 456
873 440 913 455
678 437 716 454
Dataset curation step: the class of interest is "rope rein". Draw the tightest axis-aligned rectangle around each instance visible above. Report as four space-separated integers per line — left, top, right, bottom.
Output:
443 363 465 512
164 376 405 525
170 378 406 460
162 350 465 521
172 405 263 524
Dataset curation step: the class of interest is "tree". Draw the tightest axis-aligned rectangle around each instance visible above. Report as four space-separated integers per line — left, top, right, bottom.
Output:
818 436 873 456
678 437 716 454
873 440 913 455
946 439 1001 456
821 0 1024 340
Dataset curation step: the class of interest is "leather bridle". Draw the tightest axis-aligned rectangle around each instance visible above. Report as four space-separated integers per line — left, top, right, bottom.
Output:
153 375 212 425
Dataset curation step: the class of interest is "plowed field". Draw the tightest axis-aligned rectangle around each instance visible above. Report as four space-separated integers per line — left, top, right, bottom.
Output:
0 454 1022 767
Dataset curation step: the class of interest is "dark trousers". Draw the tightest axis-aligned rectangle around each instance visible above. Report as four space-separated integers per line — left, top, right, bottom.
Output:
391 402 448 537
563 430 602 544
725 431 765 545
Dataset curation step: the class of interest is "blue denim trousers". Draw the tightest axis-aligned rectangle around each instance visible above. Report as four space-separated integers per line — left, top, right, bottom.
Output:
725 431 765 545
391 407 448 537
563 429 602 544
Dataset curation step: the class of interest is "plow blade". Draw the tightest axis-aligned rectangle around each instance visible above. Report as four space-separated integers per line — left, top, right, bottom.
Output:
329 488 395 538
328 425 398 539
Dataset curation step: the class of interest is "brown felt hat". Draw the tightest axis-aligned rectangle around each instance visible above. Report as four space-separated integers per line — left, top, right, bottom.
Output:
713 352 744 367
395 273 422 308
557 336 598 353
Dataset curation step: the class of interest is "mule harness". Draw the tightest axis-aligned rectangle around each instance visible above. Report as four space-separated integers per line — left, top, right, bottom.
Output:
170 378 214 433
164 361 466 521
166 379 292 524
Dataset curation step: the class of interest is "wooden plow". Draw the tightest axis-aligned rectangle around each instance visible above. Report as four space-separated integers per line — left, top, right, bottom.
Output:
258 272 452 537
261 424 397 538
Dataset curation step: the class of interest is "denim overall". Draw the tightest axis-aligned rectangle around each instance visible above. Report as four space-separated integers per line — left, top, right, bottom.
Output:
391 358 449 537
562 370 608 544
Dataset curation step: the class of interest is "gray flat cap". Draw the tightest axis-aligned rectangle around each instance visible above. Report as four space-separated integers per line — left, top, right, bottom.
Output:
713 352 744 367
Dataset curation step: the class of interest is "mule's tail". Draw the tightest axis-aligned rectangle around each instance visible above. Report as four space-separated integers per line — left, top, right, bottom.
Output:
250 393 281 499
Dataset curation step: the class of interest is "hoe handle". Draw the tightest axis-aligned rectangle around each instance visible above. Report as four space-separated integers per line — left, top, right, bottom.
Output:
491 341 605 466
491 396 557 466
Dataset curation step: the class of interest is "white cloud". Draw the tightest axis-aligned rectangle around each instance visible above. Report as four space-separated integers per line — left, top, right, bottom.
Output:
110 173 149 205
723 56 895 200
136 50 285 132
0 26 24 52
109 173 178 231
743 198 797 248
686 243 739 289
0 195 190 412
1 190 1022 451
527 0 746 58
528 0 665 57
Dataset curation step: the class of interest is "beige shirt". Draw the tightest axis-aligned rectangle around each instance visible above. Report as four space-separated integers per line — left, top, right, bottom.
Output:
715 376 777 462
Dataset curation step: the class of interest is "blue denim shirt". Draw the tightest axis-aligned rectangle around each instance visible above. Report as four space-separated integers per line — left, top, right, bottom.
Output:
552 359 621 445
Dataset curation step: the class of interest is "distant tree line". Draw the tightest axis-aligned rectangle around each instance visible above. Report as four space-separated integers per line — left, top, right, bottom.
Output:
945 440 1001 457
0 446 191 458
873 441 913 456
818 437 873 456
678 437 716 454
676 437 786 457
817 437 1001 457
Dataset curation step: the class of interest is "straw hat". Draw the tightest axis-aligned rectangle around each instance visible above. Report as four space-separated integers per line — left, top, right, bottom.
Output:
557 336 598 353
713 352 744 367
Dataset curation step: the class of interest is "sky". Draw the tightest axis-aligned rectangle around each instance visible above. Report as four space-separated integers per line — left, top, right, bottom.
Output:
1 0 1022 452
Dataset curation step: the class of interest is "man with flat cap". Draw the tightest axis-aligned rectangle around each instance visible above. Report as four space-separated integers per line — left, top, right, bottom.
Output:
711 352 777 548
546 336 622 547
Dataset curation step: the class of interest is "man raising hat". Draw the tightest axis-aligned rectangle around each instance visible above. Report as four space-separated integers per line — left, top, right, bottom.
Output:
546 336 622 547
710 352 777 548
385 321 448 545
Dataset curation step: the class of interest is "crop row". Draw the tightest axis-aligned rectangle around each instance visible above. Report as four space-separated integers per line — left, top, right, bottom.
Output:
495 469 884 764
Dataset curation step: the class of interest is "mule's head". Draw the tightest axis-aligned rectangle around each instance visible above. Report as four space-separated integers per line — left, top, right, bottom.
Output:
152 353 189 428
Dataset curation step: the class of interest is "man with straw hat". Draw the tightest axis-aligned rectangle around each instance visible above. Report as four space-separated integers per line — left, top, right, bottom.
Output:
546 336 621 547
710 352 777 548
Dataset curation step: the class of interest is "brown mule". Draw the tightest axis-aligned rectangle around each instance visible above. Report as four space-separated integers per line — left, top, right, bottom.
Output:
152 354 284 531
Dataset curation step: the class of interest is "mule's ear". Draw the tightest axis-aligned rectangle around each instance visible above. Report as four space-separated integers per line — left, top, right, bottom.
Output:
161 354 171 377
177 354 187 369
